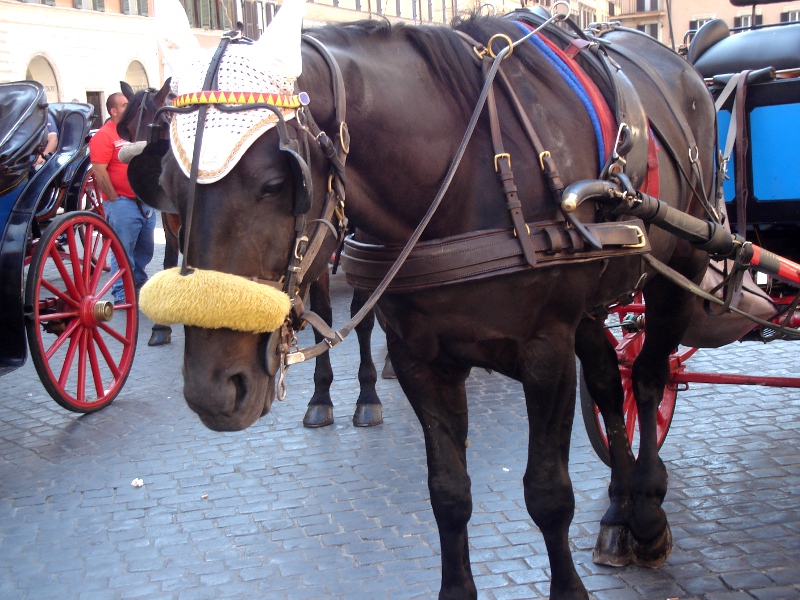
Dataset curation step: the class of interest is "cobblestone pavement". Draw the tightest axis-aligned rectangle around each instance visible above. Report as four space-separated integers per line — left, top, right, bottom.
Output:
1 229 799 600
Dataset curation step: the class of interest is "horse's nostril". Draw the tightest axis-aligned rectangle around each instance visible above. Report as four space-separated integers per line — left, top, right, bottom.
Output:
231 373 248 412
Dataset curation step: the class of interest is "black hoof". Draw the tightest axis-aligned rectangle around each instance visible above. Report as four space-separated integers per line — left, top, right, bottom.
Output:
352 403 383 427
631 523 672 568
148 325 172 347
381 356 396 379
593 524 631 567
303 404 334 428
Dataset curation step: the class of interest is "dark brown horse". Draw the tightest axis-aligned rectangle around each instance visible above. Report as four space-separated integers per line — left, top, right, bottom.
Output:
130 2 717 597
118 81 383 427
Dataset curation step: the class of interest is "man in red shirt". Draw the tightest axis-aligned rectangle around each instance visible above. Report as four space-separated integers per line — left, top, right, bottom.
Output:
90 91 156 305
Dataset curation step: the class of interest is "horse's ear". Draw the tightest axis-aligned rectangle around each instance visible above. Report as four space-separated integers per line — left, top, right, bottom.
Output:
254 0 306 81
128 139 178 213
120 81 135 100
155 0 201 79
155 78 172 106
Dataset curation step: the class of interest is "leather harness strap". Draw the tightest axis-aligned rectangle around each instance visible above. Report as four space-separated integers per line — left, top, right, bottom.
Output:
483 59 538 267
342 219 650 293
734 70 751 237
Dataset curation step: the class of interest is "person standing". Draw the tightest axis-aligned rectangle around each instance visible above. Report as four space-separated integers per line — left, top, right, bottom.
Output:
89 91 156 305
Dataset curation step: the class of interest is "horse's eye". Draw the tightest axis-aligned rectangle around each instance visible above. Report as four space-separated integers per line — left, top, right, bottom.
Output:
257 179 285 201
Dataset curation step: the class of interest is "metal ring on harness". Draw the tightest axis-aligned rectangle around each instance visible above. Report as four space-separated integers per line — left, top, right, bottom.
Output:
487 34 515 59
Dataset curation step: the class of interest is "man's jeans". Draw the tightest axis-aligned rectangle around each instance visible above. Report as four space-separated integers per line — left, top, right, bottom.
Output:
104 197 156 303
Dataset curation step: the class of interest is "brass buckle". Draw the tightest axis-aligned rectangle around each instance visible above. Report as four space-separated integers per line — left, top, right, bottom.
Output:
538 150 551 170
621 225 647 249
494 153 511 172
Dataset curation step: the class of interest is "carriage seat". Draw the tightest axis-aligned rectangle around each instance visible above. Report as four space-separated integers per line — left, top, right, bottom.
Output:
47 103 94 156
686 19 729 65
33 103 94 218
693 22 800 77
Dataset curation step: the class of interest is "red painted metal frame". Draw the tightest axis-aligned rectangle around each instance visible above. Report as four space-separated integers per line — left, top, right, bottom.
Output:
614 299 800 389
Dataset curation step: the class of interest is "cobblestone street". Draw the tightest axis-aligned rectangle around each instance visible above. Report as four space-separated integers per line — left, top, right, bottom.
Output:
1 232 798 599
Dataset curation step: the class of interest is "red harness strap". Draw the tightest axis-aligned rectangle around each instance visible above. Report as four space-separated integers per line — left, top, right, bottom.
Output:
544 34 661 198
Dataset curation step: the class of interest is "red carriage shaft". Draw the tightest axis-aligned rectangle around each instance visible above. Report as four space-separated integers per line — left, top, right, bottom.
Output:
746 243 800 286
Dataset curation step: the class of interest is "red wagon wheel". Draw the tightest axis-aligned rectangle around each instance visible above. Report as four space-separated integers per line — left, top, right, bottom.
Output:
75 167 105 218
580 307 692 467
25 211 137 412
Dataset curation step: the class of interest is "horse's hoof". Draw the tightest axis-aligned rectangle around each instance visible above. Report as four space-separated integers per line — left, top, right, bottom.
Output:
303 405 334 428
631 523 672 568
592 524 632 567
352 403 383 427
381 358 396 379
148 325 172 347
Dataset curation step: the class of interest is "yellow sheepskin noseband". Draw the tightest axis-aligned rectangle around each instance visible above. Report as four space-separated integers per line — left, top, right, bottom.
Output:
139 267 291 333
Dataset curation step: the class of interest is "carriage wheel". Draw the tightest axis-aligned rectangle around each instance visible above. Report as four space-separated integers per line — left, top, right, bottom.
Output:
25 211 137 412
579 315 688 467
74 167 105 218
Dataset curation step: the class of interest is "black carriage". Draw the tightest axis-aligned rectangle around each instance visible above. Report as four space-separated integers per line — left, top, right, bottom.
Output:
581 0 800 465
0 81 137 413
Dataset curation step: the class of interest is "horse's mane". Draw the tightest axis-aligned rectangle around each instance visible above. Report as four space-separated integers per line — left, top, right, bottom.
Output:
304 14 552 116
117 88 158 142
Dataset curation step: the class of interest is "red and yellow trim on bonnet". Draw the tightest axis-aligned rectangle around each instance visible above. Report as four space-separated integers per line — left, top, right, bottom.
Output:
171 90 310 109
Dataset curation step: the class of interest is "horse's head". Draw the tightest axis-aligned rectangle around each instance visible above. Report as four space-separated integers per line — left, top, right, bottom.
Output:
117 79 173 143
129 0 337 431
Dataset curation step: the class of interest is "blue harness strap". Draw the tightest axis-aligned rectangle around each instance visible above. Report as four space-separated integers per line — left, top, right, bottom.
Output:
513 21 606 173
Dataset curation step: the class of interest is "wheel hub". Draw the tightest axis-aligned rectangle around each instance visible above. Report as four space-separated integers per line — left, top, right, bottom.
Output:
94 300 114 322
80 297 114 326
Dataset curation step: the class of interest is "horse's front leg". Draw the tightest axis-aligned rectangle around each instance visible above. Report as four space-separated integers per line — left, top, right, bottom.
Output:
521 333 589 600
576 318 636 567
386 329 474 600
303 271 335 427
148 211 180 347
628 276 695 566
351 288 382 426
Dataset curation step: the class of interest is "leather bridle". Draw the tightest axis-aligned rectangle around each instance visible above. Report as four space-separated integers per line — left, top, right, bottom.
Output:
148 30 350 391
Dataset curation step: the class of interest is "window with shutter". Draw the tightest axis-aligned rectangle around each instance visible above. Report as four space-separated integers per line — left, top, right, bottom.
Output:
138 0 148 17
636 22 658 39
637 0 658 12
120 0 130 14
93 0 104 10
199 0 212 29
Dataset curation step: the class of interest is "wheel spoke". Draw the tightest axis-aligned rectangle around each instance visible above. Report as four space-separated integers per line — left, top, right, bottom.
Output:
65 225 87 298
57 326 81 388
623 389 638 444
39 278 80 310
87 333 106 400
96 266 126 299
88 235 113 295
38 310 79 323
47 243 82 301
81 222 95 292
44 317 81 361
76 327 89 403
93 327 123 379
98 320 133 347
